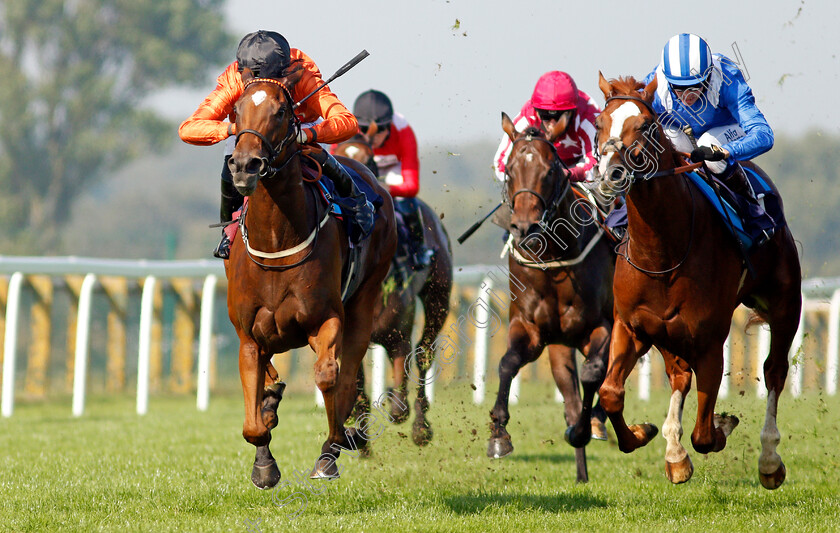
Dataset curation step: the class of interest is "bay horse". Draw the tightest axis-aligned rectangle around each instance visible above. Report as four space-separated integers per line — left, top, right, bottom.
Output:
593 73 801 489
487 114 615 483
334 136 454 446
225 68 396 488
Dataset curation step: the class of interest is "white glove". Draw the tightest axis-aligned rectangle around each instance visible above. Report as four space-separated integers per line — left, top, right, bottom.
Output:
296 129 308 144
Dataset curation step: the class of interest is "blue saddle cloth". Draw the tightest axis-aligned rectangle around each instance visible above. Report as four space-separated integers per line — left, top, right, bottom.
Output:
315 165 383 244
605 167 786 251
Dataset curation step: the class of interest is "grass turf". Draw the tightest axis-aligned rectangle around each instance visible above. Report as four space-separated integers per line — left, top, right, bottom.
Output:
0 382 838 532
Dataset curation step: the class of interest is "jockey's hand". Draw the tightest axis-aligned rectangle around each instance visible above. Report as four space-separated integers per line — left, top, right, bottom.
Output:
690 145 728 162
296 129 308 144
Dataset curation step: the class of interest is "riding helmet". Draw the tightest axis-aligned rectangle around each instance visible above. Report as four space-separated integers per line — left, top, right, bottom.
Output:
236 30 291 78
531 71 579 111
661 33 713 87
353 90 394 129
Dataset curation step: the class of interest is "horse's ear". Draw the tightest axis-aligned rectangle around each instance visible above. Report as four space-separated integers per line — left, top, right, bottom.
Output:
501 112 516 142
279 66 305 91
598 71 613 99
546 112 570 144
240 68 255 84
642 76 658 103
367 122 378 136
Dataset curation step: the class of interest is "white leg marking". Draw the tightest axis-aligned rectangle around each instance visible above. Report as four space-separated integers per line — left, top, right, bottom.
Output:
759 390 782 474
662 390 688 463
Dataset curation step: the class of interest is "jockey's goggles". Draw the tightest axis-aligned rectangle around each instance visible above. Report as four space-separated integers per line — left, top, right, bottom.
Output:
535 108 572 122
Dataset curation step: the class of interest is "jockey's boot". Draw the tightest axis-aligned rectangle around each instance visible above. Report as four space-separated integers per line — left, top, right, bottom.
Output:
214 172 244 259
399 198 434 270
718 163 774 245
309 149 374 243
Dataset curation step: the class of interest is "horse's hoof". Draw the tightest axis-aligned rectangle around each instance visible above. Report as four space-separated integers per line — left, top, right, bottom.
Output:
714 413 740 438
250 460 281 489
591 418 608 441
564 425 590 449
759 461 786 490
412 420 433 446
358 445 372 459
390 392 410 424
630 423 659 446
487 436 513 459
665 455 694 484
309 456 341 480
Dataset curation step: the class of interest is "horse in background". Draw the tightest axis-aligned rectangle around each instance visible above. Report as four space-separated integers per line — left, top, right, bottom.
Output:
594 73 801 488
225 70 396 487
334 135 454 446
487 113 615 483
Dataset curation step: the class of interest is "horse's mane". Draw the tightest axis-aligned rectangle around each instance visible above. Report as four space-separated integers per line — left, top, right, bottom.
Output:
608 76 645 96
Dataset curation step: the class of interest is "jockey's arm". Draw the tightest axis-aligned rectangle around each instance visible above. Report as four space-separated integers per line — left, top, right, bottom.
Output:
178 62 241 146
386 122 420 197
567 98 600 182
718 66 774 161
292 52 357 145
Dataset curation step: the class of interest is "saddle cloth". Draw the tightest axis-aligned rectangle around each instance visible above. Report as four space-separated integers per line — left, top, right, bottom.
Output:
604 167 786 251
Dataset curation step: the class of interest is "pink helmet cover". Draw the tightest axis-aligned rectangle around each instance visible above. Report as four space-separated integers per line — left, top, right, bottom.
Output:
531 71 579 111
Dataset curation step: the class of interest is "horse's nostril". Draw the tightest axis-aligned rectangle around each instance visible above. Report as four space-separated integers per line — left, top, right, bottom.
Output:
245 157 263 175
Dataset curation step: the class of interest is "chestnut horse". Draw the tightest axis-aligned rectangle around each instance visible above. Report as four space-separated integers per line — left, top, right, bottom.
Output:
334 136 454 446
225 69 396 488
487 114 615 483
593 73 801 489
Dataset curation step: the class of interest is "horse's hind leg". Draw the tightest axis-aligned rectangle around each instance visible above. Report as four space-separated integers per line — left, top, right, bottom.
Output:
599 319 658 453
261 358 285 431
488 318 541 459
548 344 588 483
756 288 800 489
659 348 695 484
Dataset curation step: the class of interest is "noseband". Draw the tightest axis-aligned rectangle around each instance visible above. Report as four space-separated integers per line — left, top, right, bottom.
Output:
235 78 301 178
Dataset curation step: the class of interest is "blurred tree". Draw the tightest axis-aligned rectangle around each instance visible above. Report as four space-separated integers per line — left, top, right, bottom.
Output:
0 0 234 253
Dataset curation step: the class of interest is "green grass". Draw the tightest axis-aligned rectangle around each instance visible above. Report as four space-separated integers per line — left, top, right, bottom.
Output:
0 382 838 532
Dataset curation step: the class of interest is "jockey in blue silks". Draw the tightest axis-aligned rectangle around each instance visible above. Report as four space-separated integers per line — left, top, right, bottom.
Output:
642 33 773 213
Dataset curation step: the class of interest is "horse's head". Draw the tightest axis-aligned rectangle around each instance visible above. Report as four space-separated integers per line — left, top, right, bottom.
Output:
334 133 378 177
592 72 660 196
501 112 570 242
227 67 304 195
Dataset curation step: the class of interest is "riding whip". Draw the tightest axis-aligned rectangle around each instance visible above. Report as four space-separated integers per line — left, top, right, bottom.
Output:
457 201 503 244
293 50 370 109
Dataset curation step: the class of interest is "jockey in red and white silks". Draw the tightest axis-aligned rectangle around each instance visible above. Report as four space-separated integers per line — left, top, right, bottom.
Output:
494 71 600 183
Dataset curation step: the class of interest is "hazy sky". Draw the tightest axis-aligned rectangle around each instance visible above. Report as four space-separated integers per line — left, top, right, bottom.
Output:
158 0 838 145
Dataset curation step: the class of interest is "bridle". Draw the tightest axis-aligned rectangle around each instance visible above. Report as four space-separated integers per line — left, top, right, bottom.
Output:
596 95 703 183
233 78 329 271
504 132 572 229
234 78 302 178
598 94 700 275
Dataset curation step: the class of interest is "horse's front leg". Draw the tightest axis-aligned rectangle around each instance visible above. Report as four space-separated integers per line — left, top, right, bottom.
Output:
598 318 658 453
564 323 610 449
388 337 412 424
239 337 281 489
659 348 696 484
487 317 541 459
548 344 588 482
